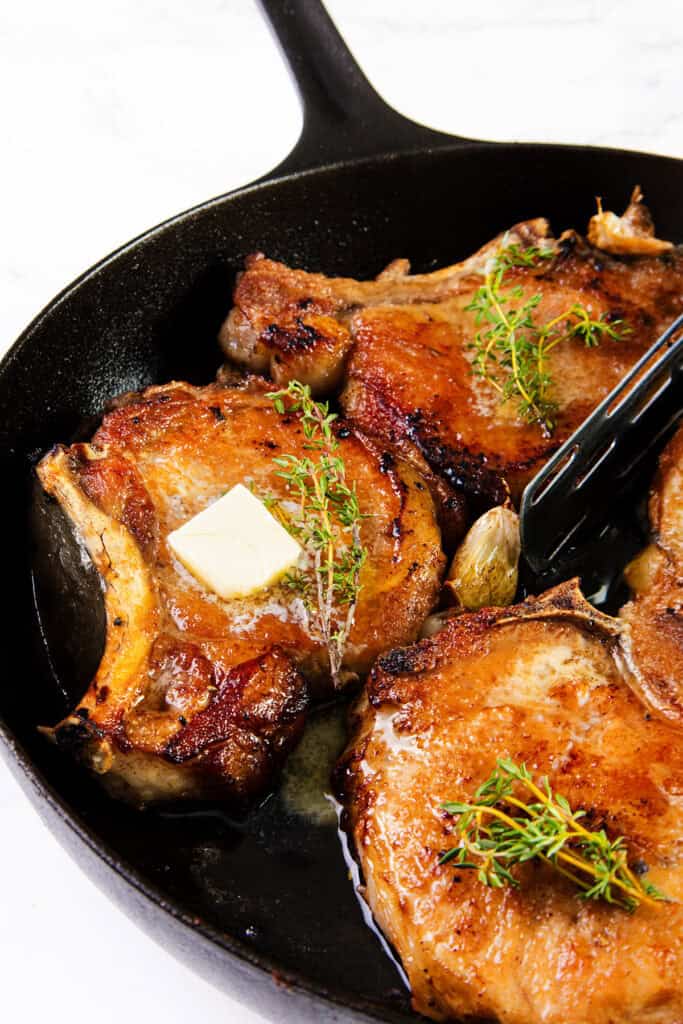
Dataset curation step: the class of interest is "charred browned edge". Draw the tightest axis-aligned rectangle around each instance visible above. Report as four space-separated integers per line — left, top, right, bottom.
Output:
345 376 550 513
53 642 308 799
371 578 621 689
549 227 681 273
342 379 469 545
52 708 106 755
539 232 683 332
261 318 328 354
165 648 307 765
331 690 372 853
348 428 413 552
402 407 513 511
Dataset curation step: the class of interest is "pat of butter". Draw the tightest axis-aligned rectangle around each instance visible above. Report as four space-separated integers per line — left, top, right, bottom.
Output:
167 484 302 600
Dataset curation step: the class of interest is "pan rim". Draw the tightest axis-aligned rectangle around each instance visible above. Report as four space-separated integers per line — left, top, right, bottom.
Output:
3 137 680 381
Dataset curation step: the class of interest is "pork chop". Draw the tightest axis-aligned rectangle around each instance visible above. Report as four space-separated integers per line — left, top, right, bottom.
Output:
337 582 683 1024
37 378 443 804
621 422 683 723
221 195 683 506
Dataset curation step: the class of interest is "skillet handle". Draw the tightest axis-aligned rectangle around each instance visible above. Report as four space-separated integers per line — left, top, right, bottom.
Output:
258 0 468 176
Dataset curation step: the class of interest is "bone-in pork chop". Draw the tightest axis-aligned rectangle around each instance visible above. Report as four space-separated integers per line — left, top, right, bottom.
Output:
337 582 683 1024
37 379 443 804
221 195 683 506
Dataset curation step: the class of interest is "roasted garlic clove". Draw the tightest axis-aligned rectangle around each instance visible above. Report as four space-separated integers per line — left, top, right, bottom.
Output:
587 186 673 256
445 505 520 610
623 543 663 595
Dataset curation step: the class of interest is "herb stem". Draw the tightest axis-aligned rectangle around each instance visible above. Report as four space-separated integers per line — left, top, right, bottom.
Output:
441 759 667 912
466 240 629 432
266 381 367 687
508 328 544 426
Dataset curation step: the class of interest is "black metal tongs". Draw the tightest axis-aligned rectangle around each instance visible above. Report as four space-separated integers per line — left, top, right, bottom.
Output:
520 313 683 591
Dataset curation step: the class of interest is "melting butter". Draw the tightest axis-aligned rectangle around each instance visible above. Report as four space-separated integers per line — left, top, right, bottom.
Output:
280 703 348 825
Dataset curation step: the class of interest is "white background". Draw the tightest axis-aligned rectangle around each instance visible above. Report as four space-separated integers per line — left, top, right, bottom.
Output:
1 2 681 1022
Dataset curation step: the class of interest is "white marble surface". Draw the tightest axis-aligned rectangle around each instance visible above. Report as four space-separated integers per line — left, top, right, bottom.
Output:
1 2 681 1022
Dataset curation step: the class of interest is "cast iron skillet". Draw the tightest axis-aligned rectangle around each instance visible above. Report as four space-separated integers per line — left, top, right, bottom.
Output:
2 3 683 1022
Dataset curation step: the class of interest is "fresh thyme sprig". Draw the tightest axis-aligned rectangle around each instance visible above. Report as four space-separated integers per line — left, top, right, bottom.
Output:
466 239 629 434
267 381 366 687
440 759 667 912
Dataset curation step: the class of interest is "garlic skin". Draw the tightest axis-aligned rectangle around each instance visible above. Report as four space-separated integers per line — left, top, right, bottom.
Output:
445 505 520 611
420 608 461 638
587 186 673 256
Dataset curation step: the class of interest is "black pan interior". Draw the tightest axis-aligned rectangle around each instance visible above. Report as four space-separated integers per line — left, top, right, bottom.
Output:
3 143 683 1022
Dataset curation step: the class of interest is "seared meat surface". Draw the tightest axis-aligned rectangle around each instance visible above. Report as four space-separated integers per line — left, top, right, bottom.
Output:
338 582 683 1024
37 379 443 804
222 197 683 505
622 422 683 723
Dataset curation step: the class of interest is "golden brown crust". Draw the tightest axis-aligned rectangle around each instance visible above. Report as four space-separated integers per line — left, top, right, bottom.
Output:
220 253 356 395
37 379 444 804
221 209 683 508
342 232 683 504
338 581 683 1023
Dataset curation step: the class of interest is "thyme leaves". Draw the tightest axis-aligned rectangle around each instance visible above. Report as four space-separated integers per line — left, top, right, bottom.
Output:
441 759 667 912
466 240 629 434
267 381 366 687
